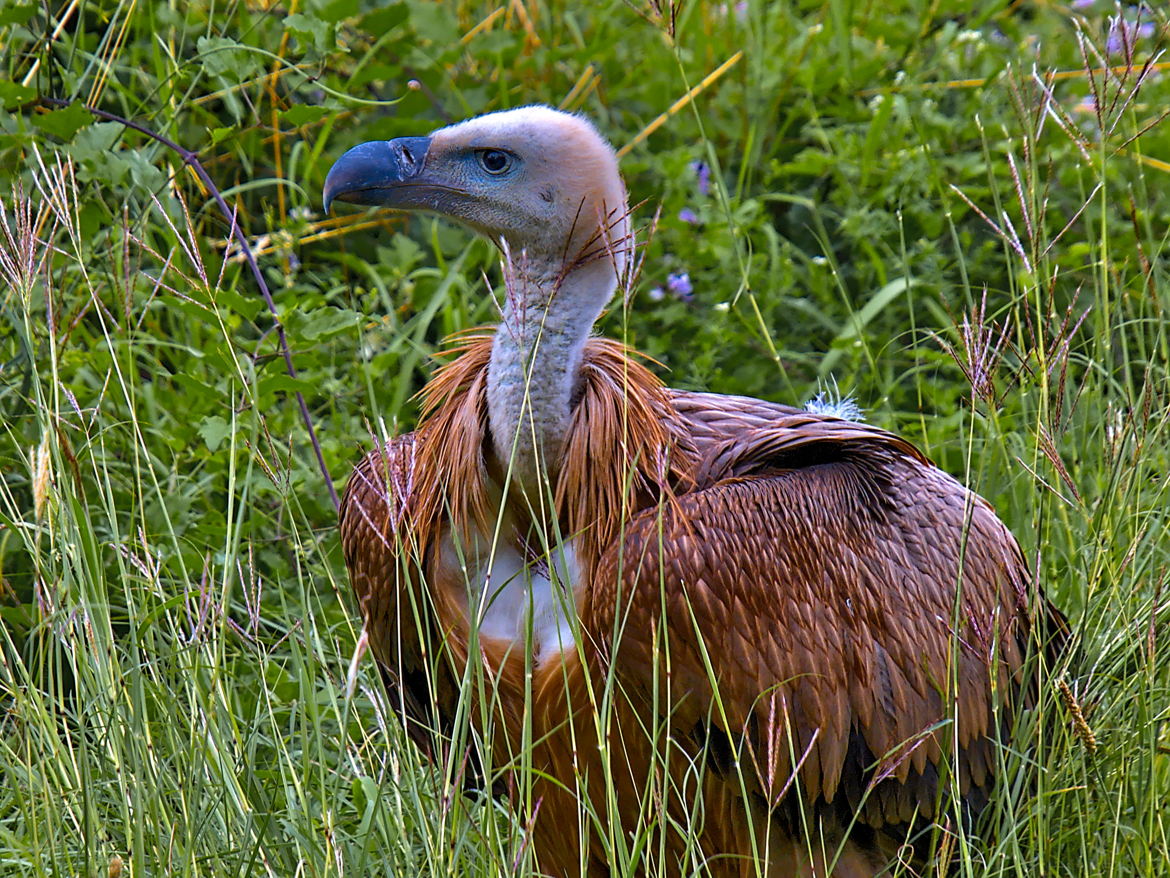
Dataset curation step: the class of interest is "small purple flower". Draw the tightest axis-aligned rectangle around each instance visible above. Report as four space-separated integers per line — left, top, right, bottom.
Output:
689 160 711 196
647 286 665 302
1106 26 1124 55
1071 0 1095 8
1107 11 1156 55
677 207 700 225
717 2 748 20
666 271 693 301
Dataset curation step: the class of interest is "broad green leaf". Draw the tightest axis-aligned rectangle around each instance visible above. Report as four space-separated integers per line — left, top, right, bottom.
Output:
32 102 91 140
360 3 408 34
197 35 261 80
290 307 360 341
285 13 333 54
405 0 459 44
0 79 35 109
258 373 316 395
125 149 166 193
198 416 231 452
69 121 122 163
281 105 331 127
0 3 36 25
319 0 359 24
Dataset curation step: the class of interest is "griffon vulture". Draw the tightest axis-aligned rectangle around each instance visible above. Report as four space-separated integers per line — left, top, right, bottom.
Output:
324 105 1062 877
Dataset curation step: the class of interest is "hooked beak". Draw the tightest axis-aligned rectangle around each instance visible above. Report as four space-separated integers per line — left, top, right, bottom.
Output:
323 136 434 213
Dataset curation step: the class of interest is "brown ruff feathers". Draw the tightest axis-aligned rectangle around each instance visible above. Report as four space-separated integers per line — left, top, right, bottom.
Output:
411 331 697 567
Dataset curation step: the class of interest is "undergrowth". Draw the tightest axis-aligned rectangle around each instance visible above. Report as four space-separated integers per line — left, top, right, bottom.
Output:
0 1 1168 876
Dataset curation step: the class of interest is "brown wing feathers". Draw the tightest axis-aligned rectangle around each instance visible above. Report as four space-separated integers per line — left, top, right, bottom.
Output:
588 422 1031 834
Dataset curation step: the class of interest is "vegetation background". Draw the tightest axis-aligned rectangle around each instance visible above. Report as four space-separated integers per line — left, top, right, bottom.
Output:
1 0 1167 875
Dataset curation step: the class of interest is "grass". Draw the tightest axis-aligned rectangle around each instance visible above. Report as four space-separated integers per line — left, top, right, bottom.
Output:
1 0 1168 875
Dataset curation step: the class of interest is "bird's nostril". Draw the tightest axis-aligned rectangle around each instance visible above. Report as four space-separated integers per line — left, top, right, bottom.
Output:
389 137 430 176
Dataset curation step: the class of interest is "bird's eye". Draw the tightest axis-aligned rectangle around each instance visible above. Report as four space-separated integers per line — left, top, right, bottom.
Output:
477 149 511 175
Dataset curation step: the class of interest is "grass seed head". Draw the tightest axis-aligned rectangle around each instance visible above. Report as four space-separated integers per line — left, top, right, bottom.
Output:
1058 678 1098 756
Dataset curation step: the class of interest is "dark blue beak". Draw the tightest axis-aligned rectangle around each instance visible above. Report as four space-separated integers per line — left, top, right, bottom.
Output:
323 136 433 212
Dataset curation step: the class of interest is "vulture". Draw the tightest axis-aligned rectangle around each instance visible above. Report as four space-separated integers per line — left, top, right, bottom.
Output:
324 106 1062 877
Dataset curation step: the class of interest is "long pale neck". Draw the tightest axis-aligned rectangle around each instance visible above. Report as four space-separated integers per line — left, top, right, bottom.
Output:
487 257 616 491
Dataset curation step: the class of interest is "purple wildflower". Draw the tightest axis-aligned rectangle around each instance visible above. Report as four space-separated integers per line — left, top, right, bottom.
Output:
1071 0 1095 8
666 272 693 301
717 2 748 20
678 207 700 225
689 160 711 196
647 286 665 302
1107 10 1155 55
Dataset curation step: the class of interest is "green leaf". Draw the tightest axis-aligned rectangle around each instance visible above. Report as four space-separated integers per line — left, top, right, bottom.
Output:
198 416 231 452
290 306 359 341
0 79 35 110
319 0 359 24
360 3 408 34
281 104 330 127
76 152 131 187
285 13 333 54
77 202 108 241
197 35 261 80
258 373 316 395
0 3 36 25
69 121 122 163
351 62 398 90
383 233 422 271
405 0 459 44
125 149 166 193
214 287 265 321
32 102 91 140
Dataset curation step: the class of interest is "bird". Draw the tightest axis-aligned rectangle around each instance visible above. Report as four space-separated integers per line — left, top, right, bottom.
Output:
324 105 1062 877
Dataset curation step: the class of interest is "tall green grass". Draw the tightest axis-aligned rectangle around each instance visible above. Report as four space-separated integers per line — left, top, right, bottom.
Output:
1 0 1167 875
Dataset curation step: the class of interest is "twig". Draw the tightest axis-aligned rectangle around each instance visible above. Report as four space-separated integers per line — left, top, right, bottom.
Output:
31 97 340 510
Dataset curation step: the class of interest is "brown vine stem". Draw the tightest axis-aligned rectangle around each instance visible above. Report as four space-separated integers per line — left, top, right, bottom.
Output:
32 97 340 511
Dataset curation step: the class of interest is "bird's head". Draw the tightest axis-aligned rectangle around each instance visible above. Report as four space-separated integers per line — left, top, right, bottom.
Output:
324 105 630 281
